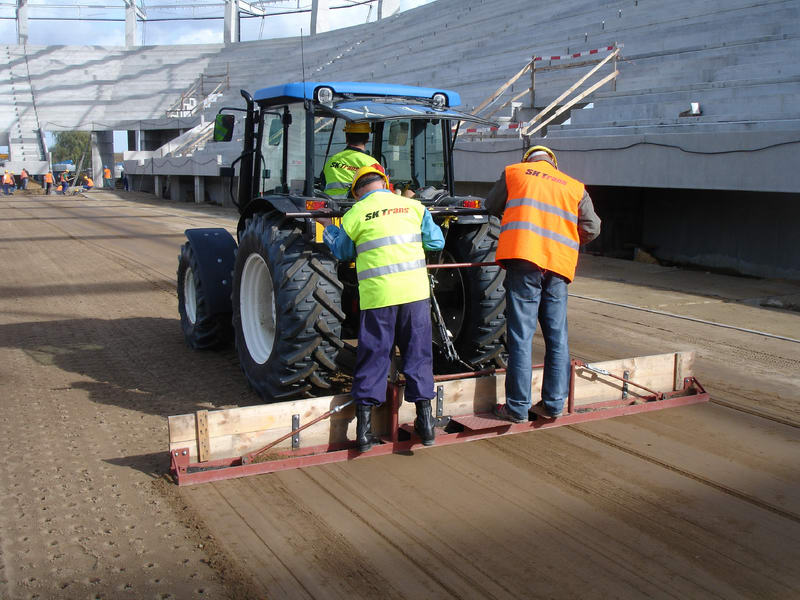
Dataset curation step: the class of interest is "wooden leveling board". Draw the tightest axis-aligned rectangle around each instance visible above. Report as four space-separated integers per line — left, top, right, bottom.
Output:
168 352 695 463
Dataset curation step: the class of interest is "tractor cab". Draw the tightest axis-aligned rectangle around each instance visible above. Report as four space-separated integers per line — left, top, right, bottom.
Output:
215 82 496 219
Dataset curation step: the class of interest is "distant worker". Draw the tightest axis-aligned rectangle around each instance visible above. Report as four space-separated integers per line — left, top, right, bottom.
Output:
43 170 54 195
103 165 112 189
83 175 94 191
321 121 387 197
486 146 601 422
19 167 29 190
320 165 444 451
2 170 14 195
58 171 70 195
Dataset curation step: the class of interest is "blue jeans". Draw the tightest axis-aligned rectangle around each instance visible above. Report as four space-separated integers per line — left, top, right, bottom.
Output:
504 261 570 419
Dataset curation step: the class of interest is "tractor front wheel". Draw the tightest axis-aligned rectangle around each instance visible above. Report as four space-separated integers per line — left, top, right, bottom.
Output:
177 242 233 350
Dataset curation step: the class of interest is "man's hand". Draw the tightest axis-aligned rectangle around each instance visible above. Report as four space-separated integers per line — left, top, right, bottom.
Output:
316 217 332 228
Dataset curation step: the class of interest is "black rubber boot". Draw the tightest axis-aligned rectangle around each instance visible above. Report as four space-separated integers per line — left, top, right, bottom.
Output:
356 404 374 453
414 399 436 446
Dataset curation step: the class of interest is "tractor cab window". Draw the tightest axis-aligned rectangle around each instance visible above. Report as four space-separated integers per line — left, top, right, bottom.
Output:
380 119 445 195
313 117 347 179
258 102 307 195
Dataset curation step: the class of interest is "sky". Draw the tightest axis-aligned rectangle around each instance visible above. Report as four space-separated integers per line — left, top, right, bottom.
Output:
0 0 437 46
1 0 436 152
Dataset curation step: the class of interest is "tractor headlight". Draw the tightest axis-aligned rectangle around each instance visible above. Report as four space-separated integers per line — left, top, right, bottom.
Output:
316 86 334 105
432 93 447 108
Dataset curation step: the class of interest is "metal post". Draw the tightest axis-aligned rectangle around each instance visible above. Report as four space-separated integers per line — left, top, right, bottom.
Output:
16 0 29 46
311 0 329 36
530 56 536 109
567 360 576 414
613 43 618 92
388 382 400 443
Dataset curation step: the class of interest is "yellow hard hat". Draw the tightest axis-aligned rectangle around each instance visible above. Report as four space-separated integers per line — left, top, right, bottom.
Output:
351 165 389 194
343 121 371 134
523 145 558 169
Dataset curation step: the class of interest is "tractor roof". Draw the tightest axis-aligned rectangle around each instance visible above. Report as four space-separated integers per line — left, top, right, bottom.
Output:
253 81 461 107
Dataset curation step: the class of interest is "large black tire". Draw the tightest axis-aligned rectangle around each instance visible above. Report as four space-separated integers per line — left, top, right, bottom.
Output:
177 242 233 349
435 218 507 369
232 212 345 401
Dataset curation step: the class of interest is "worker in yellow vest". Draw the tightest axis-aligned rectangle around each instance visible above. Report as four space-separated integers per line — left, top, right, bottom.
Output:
321 165 445 451
103 165 112 189
321 121 387 197
485 146 601 422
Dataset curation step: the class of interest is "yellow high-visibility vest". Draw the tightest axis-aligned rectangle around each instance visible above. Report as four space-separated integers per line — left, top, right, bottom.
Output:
342 190 430 310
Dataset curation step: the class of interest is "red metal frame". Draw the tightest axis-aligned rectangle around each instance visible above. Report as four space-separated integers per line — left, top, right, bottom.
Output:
169 366 710 486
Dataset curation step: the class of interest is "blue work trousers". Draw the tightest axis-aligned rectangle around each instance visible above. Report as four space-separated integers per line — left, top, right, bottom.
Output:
504 261 570 419
352 298 434 407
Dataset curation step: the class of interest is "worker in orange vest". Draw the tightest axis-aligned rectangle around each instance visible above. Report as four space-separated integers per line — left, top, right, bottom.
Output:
485 146 601 422
103 165 112 189
82 175 94 191
2 170 14 195
19 167 29 190
43 171 54 195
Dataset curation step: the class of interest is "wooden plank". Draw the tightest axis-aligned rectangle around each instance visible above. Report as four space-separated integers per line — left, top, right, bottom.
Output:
674 351 695 390
167 353 695 462
196 409 210 463
572 353 682 406
168 392 353 443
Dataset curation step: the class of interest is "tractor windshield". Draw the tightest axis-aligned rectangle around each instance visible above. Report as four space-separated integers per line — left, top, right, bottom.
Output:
379 119 445 192
314 117 447 195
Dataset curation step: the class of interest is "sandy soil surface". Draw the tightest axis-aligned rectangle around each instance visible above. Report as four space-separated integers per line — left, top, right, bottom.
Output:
0 191 798 599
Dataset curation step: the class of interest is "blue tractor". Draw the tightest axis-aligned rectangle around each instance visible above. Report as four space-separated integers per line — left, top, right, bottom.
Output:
178 82 507 401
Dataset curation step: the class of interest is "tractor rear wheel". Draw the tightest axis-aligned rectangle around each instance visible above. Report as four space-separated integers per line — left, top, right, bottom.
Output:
233 212 345 401
177 242 233 349
434 218 507 369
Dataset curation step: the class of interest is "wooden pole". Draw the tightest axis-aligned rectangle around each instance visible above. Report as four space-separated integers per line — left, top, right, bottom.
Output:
523 70 618 136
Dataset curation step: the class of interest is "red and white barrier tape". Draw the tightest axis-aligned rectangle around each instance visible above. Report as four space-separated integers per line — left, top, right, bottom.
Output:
533 45 615 62
461 122 522 135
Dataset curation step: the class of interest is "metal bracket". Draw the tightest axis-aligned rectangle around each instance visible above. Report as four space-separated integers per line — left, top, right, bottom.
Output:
434 385 451 428
292 414 300 449
622 370 629 400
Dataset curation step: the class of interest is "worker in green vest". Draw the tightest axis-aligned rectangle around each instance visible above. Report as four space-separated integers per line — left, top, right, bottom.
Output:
321 165 444 451
321 121 387 197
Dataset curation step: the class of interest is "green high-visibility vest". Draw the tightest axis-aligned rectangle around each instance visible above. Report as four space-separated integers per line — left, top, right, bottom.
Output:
342 190 430 310
323 148 378 196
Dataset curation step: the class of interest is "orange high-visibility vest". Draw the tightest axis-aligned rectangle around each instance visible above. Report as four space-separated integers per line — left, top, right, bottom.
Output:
496 161 584 282
44 172 54 184
2 173 12 184
103 168 111 179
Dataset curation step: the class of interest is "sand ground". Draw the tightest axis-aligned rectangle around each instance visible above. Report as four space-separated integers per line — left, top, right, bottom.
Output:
0 191 798 599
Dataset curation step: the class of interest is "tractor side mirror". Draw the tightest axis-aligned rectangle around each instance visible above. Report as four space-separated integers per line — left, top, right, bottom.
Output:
388 122 409 147
213 114 235 142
